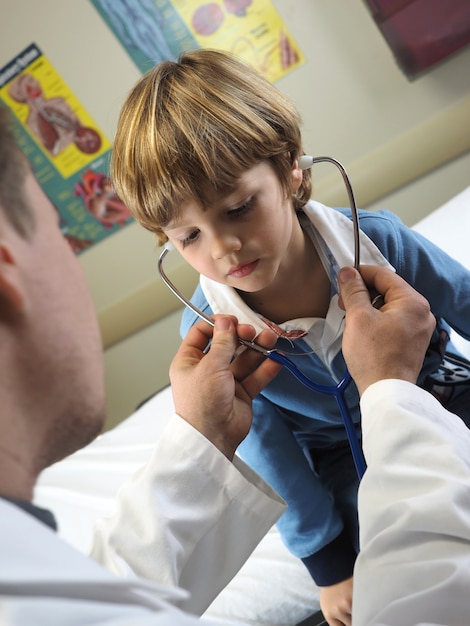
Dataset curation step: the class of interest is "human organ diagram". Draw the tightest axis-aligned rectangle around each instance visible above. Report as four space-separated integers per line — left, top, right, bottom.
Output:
191 0 253 36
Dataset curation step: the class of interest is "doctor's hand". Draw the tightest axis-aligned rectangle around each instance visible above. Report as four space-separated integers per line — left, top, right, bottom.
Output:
337 265 435 396
170 315 281 460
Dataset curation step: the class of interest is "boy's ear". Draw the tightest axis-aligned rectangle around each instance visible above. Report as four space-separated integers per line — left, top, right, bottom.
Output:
291 160 303 192
0 242 26 313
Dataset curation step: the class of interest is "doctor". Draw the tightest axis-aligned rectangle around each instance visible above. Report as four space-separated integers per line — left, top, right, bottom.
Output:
0 106 283 624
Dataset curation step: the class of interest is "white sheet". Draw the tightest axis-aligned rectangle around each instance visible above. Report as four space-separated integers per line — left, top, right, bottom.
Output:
412 185 470 359
35 186 470 626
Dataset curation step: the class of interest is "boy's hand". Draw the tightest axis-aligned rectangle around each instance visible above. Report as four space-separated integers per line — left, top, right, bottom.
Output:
320 577 353 626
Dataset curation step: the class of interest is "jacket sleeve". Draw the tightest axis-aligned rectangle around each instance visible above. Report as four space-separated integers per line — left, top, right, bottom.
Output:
353 379 470 626
90 414 285 616
238 394 357 586
359 210 470 341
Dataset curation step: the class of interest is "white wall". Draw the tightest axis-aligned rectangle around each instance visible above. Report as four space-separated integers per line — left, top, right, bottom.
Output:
2 0 469 427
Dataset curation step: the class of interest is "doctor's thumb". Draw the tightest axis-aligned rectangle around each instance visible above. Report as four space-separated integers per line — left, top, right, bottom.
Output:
210 315 239 356
337 266 370 312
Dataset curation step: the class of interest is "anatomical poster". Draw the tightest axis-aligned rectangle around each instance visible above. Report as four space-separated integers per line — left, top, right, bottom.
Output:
90 0 304 82
0 44 133 253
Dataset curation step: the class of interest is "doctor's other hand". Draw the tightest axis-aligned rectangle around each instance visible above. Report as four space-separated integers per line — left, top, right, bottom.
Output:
170 315 281 460
337 265 435 397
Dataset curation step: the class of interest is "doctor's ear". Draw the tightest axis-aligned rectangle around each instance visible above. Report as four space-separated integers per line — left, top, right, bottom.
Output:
291 160 303 192
0 242 26 314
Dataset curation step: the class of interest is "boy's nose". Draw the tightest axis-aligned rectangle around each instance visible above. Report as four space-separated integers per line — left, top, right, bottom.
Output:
211 232 242 259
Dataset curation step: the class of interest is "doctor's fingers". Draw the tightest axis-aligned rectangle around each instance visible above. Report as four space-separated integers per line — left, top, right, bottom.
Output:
175 316 280 397
338 264 435 354
174 315 238 366
337 265 375 311
337 266 435 395
339 265 433 325
357 265 435 344
230 328 281 399
337 264 402 312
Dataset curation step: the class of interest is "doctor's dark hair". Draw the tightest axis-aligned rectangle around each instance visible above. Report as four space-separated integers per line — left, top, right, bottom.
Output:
0 106 35 237
111 49 312 245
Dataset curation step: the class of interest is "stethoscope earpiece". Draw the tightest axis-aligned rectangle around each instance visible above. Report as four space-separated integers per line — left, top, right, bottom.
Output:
298 155 315 170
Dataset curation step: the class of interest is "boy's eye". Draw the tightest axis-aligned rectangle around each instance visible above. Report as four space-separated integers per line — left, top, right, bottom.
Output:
228 198 254 218
181 229 200 248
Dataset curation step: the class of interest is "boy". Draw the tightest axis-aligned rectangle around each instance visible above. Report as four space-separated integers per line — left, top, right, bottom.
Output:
111 49 470 625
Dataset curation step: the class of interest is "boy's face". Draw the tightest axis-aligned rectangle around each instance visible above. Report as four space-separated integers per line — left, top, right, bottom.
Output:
163 161 303 294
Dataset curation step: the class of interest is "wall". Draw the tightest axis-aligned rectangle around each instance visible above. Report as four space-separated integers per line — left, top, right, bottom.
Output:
2 0 469 428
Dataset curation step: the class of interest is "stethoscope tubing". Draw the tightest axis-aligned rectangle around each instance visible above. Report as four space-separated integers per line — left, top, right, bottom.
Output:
266 351 366 477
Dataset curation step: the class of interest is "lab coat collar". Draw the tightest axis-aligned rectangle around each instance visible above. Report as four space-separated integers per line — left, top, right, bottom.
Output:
1 495 57 530
0 498 188 608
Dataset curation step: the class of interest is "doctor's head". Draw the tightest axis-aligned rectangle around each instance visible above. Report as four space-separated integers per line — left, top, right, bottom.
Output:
111 48 312 245
0 108 105 497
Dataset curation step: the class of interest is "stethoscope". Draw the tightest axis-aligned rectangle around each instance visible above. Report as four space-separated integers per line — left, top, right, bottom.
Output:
158 156 367 478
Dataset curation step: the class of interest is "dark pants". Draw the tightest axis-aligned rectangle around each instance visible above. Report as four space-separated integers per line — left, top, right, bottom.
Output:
309 440 360 553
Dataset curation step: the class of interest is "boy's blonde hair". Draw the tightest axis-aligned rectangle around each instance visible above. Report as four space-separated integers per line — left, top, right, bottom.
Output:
112 49 311 244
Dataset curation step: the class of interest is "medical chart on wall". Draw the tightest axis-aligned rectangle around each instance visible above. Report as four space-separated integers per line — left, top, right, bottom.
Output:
0 43 133 254
90 0 304 82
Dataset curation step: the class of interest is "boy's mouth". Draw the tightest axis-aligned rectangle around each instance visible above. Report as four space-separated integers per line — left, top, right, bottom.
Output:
228 259 259 279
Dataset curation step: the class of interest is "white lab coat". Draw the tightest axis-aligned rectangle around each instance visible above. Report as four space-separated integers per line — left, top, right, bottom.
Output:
353 379 470 626
4 384 470 625
0 414 284 625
